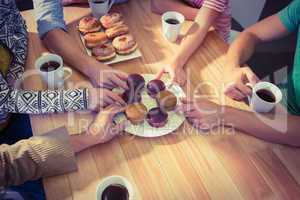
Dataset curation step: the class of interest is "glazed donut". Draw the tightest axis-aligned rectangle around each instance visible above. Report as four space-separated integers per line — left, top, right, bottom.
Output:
100 12 123 29
92 43 116 61
105 24 129 39
84 32 108 49
112 34 137 55
78 16 101 34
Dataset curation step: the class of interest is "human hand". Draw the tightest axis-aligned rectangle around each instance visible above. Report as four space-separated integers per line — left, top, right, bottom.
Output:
177 97 224 131
224 66 259 101
156 64 187 86
87 105 128 144
88 87 126 111
87 64 129 90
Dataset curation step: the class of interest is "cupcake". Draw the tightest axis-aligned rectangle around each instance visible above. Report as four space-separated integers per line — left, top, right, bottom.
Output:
156 90 177 111
125 103 147 125
146 107 168 128
146 79 166 98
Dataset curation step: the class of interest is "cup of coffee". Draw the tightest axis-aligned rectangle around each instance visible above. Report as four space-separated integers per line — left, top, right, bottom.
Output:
35 53 72 89
96 176 134 200
246 82 282 113
89 0 116 18
162 11 185 42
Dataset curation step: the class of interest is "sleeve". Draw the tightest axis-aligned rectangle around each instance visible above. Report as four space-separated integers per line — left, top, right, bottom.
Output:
33 0 68 38
0 127 77 187
278 0 300 32
202 0 227 13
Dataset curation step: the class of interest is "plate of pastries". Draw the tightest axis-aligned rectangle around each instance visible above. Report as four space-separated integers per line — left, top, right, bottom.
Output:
114 74 186 137
78 12 142 65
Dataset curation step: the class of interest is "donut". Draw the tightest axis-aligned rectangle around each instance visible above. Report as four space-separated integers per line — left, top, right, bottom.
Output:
78 16 101 34
125 103 147 125
100 12 123 29
156 90 177 112
92 43 116 61
112 34 137 55
83 32 108 49
146 107 168 128
105 24 129 39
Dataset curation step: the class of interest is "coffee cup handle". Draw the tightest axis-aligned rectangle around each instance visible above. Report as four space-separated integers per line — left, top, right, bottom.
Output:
63 67 73 81
108 0 116 11
245 82 253 103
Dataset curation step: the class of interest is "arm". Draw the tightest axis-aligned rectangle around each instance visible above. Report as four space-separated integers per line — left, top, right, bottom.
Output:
225 107 300 147
0 127 77 187
226 14 290 69
151 0 199 20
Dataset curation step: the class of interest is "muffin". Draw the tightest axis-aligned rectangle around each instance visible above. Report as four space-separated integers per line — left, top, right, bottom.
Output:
156 90 177 111
146 79 166 98
125 103 147 125
127 73 145 92
146 107 168 128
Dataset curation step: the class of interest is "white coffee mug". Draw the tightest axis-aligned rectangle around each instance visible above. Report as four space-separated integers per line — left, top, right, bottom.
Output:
35 53 72 89
162 11 185 42
96 176 134 200
89 0 116 18
247 81 282 113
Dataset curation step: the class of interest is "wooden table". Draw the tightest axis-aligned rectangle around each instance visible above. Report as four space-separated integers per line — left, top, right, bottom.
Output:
21 1 300 199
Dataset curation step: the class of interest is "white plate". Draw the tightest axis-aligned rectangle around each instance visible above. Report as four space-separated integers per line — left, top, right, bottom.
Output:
114 74 186 138
80 34 142 65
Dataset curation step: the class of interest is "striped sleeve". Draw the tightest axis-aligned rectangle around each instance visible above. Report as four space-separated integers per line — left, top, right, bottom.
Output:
202 0 227 13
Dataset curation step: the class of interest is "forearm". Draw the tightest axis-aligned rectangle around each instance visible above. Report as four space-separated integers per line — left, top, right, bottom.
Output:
151 0 198 20
42 29 104 78
225 107 300 147
70 133 96 153
226 32 259 68
172 23 209 68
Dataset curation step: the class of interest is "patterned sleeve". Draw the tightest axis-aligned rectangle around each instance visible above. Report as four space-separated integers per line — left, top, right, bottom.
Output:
0 73 89 114
202 0 227 13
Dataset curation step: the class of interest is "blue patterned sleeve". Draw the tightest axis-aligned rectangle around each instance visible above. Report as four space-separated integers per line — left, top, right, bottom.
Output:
33 0 67 38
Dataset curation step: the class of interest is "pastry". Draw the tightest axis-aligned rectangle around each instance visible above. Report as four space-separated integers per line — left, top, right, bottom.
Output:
146 79 166 98
127 73 145 91
122 89 142 104
105 24 129 39
78 16 101 34
0 44 13 75
100 12 123 29
146 107 168 128
112 34 137 55
92 43 116 61
156 90 177 111
83 32 108 48
125 103 147 125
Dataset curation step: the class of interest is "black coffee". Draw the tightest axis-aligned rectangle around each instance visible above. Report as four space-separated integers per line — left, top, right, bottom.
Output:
256 89 276 103
40 61 60 72
93 0 107 3
165 18 179 25
101 184 129 200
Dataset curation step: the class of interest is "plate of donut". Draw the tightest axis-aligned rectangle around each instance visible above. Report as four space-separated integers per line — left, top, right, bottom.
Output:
78 13 142 65
113 74 186 138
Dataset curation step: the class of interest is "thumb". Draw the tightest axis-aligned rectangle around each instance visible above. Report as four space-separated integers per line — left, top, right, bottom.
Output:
244 67 259 85
111 120 129 135
155 68 165 80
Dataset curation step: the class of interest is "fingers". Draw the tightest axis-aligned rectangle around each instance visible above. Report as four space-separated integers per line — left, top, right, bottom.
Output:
110 74 129 90
155 68 165 80
224 83 247 101
111 120 129 134
105 90 126 106
244 67 259 85
107 105 126 120
236 81 252 96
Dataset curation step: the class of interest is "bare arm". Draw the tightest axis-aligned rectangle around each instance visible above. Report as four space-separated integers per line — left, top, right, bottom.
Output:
172 7 219 69
225 107 300 147
227 14 290 69
151 0 199 20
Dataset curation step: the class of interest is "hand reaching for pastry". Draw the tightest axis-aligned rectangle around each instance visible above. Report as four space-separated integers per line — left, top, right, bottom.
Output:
88 88 126 111
156 64 187 86
87 105 129 144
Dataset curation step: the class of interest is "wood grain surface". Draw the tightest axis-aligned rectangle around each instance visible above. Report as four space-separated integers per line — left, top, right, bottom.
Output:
21 0 300 199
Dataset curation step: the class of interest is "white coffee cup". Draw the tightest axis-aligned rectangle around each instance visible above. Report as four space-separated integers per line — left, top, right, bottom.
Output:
35 53 72 89
96 176 134 200
162 11 185 42
89 0 116 18
247 81 282 113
